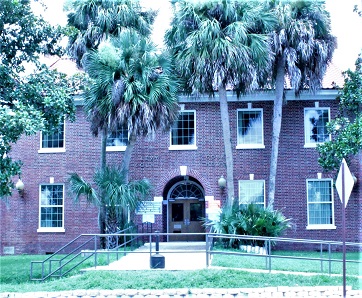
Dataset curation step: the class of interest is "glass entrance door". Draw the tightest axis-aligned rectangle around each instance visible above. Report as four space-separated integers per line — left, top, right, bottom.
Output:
168 199 205 241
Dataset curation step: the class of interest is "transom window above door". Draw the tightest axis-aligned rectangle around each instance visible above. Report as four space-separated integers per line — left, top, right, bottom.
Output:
304 108 331 147
236 108 265 149
169 110 197 150
169 181 204 200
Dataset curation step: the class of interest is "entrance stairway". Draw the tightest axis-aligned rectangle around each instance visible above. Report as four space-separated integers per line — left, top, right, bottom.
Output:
82 241 208 271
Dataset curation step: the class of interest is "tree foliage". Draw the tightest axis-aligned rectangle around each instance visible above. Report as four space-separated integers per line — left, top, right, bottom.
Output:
0 0 75 198
266 0 336 208
69 165 152 247
82 31 180 179
65 0 157 66
165 0 275 207
317 55 362 171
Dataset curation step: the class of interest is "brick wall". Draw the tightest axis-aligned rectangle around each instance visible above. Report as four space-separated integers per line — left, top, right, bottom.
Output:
1 96 361 255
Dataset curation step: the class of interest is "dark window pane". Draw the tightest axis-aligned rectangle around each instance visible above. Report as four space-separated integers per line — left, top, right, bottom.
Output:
172 203 184 222
190 203 203 221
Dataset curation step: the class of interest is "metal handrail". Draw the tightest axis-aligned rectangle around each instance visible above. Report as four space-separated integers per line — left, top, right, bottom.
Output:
30 232 362 281
30 225 144 281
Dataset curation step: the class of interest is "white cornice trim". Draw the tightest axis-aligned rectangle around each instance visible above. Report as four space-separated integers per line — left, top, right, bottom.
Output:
73 89 339 106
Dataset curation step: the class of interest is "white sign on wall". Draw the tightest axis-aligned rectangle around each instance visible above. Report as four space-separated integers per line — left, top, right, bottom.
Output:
136 201 162 215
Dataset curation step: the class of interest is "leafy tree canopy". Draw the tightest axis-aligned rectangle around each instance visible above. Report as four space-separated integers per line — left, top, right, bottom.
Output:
65 0 157 66
317 54 362 171
0 0 76 198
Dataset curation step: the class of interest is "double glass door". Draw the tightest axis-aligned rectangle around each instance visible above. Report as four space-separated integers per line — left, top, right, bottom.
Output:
168 199 205 241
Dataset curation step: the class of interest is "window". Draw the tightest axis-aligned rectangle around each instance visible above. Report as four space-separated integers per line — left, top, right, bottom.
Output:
169 110 197 150
38 184 65 232
304 108 330 147
306 179 335 229
39 122 65 153
237 109 264 149
238 180 265 208
106 125 128 151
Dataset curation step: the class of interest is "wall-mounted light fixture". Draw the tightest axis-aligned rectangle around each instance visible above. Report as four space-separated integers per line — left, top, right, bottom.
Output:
249 174 254 180
15 178 24 197
317 173 322 179
218 175 226 189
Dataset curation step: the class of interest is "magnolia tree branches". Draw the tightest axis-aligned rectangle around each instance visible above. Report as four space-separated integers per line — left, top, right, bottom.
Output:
0 0 76 198
317 54 362 171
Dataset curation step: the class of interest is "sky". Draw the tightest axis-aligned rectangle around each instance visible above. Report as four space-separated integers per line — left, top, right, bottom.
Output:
31 0 362 71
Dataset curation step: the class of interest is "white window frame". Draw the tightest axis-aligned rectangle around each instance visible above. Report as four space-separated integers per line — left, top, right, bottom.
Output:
304 107 331 148
236 108 265 149
106 125 128 152
37 184 65 233
238 180 265 208
169 110 197 150
38 121 66 153
306 179 336 230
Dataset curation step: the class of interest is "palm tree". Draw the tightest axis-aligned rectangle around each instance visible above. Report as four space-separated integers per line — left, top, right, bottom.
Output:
66 2 179 237
165 0 275 207
65 0 158 170
69 166 151 248
82 30 180 182
65 0 156 66
267 0 336 208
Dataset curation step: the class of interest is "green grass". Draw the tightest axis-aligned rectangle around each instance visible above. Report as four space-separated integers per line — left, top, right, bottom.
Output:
1 252 361 293
211 248 362 277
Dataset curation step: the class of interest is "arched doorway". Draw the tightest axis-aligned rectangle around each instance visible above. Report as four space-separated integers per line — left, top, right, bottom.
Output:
167 178 205 241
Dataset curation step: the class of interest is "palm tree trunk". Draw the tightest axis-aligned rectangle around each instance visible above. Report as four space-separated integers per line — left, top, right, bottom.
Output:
99 126 108 246
219 84 235 207
122 132 137 184
101 126 108 170
268 54 286 209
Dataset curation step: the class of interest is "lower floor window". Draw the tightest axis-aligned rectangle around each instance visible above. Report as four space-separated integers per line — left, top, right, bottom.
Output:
238 180 265 208
38 184 64 231
307 179 335 228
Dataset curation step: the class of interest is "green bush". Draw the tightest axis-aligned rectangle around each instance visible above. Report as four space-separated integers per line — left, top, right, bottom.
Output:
205 204 291 248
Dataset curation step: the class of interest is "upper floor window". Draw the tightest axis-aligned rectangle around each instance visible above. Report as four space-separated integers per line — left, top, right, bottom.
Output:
38 184 65 232
39 122 65 153
237 108 264 149
304 108 330 147
306 179 335 230
106 125 128 152
238 180 265 208
169 110 197 150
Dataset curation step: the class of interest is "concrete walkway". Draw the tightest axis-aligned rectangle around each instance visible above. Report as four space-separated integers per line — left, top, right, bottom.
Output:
83 241 208 271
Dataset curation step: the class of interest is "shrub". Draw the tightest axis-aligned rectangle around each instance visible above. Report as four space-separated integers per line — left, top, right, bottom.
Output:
205 204 291 248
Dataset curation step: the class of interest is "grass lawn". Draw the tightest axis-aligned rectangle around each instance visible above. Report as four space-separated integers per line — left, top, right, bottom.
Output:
211 248 362 276
1 252 361 293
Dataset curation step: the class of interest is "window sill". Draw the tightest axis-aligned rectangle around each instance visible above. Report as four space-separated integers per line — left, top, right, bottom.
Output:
38 148 66 153
306 224 336 230
236 144 265 149
304 143 327 148
106 146 127 152
168 145 198 151
37 228 65 233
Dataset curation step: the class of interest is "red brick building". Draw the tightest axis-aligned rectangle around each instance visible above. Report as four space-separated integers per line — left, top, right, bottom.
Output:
1 84 361 255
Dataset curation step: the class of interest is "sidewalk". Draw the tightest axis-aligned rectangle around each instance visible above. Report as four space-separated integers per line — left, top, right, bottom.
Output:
83 241 208 271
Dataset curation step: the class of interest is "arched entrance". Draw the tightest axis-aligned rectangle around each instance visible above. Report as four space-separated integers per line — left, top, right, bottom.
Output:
167 178 205 241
